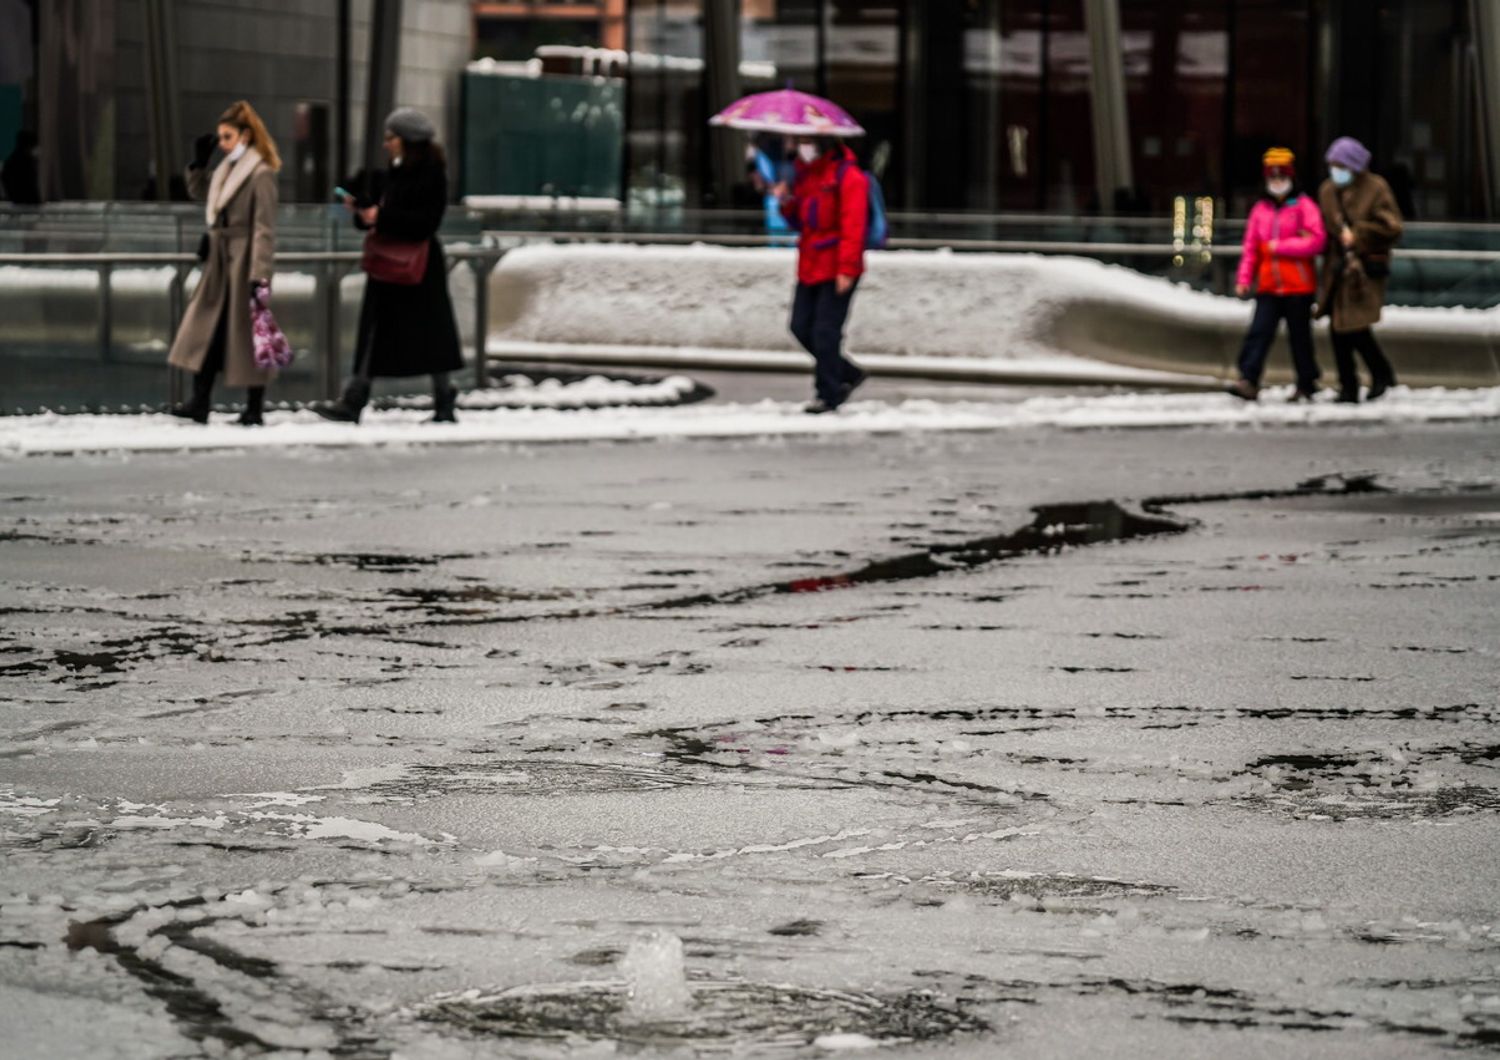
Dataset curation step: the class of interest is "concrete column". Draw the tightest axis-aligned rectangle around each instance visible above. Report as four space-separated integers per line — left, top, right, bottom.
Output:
905 1 968 209
703 0 742 207
1473 0 1500 218
361 0 403 179
336 0 350 186
1082 0 1133 211
141 0 182 202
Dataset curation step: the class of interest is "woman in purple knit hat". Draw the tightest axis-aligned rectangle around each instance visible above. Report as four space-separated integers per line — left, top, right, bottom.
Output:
1314 136 1403 402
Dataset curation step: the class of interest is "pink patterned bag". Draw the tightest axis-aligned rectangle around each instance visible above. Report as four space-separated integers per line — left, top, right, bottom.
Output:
250 286 293 370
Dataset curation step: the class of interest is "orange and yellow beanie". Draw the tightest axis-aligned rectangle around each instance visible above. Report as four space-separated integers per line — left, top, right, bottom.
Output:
1262 147 1295 178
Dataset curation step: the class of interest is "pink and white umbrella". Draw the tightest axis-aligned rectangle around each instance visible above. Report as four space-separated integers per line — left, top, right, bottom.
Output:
709 88 865 138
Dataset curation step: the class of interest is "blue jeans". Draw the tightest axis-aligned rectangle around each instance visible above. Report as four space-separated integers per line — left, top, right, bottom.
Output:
1237 294 1319 391
790 279 861 405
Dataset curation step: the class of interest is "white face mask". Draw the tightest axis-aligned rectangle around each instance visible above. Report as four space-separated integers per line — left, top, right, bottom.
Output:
1330 165 1353 187
797 143 821 164
1266 178 1292 198
225 140 248 163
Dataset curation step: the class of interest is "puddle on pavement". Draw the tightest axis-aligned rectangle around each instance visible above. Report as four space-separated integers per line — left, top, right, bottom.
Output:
1234 746 1500 820
653 500 1187 610
345 760 699 800
241 550 479 572
418 979 984 1052
920 871 1173 904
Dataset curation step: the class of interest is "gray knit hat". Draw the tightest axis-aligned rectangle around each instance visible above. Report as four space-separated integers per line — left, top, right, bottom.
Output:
384 107 435 144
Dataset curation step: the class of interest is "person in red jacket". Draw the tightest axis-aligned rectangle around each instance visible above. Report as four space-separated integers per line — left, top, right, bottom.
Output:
1227 147 1327 402
778 136 869 413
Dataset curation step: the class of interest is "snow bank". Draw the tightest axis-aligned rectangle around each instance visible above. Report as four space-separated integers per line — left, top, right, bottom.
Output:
490 244 1500 387
3 386 1496 457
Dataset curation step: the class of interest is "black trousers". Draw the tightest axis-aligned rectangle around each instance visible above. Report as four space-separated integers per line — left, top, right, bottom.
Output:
191 305 263 412
1330 327 1395 394
789 279 861 405
1236 294 1319 391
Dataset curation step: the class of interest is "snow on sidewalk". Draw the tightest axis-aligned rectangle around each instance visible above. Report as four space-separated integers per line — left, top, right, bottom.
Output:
2 386 1497 457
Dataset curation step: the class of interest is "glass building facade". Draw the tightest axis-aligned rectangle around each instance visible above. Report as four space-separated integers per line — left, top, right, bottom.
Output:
623 0 1497 221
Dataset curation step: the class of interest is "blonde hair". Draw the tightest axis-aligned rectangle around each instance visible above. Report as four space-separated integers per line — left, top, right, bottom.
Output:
218 100 282 172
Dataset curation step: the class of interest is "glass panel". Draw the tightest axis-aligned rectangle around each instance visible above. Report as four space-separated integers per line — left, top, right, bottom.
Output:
742 0 819 93
1230 0 1311 219
824 0 901 194
1120 0 1228 214
626 0 705 220
992 0 1047 211
1377 0 1473 221
1041 0 1093 212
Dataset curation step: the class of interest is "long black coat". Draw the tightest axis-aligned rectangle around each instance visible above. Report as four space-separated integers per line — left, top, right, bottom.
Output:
353 157 463 378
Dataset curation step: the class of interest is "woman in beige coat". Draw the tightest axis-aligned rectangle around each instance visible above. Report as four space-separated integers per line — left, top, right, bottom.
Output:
168 100 280 425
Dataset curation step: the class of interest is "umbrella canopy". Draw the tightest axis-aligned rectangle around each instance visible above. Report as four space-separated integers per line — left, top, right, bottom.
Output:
709 88 865 138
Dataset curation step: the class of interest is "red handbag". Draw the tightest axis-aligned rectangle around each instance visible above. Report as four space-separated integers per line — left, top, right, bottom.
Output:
361 230 429 285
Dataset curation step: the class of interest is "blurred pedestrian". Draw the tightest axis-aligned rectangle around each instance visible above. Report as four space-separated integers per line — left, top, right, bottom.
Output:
778 135 869 414
1315 136 1403 403
1 129 41 204
748 133 795 243
317 108 463 424
1227 147 1326 402
167 101 280 426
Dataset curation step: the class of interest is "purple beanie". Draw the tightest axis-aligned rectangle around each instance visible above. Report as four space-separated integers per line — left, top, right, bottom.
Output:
1325 136 1371 172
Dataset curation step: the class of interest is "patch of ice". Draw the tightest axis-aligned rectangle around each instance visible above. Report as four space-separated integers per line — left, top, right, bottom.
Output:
109 813 228 831
0 793 61 817
814 1033 882 1050
229 792 327 808
311 764 413 791
243 811 436 845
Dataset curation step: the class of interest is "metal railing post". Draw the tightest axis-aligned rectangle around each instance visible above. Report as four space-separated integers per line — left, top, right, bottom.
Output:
315 264 344 401
98 263 114 363
168 264 189 405
471 253 497 390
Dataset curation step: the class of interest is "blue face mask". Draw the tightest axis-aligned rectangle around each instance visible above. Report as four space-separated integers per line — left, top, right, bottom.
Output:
1330 166 1354 187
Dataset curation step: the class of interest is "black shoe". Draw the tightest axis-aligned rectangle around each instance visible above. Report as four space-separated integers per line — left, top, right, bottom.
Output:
313 402 361 424
1335 390 1360 404
169 402 210 424
237 388 265 426
1226 379 1259 402
1365 377 1394 402
427 386 458 424
315 380 369 424
1285 388 1317 404
804 400 837 415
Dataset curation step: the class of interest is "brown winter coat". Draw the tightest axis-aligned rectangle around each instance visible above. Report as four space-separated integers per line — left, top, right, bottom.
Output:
167 148 278 386
1316 171 1403 333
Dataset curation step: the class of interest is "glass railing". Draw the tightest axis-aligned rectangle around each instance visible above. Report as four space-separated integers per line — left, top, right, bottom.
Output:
2 202 1495 414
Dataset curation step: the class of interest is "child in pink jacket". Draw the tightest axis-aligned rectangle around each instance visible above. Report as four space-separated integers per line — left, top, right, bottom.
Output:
1228 147 1327 402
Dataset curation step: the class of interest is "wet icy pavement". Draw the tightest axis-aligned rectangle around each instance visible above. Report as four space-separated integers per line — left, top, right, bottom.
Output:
2 424 1498 1058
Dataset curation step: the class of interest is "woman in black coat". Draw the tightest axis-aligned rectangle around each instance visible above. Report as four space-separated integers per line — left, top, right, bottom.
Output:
317 108 464 423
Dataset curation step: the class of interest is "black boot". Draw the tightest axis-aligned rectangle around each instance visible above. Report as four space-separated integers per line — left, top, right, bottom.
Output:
237 387 265 426
428 384 459 424
170 370 215 424
1365 373 1395 402
315 379 369 424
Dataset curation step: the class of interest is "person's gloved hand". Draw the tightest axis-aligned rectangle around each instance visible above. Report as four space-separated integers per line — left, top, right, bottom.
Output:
191 132 215 169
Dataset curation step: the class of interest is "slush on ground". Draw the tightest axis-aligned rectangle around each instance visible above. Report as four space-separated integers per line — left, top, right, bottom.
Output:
2 411 1497 1058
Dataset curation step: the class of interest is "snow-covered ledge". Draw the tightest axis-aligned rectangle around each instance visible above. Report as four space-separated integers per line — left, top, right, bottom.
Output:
488 244 1500 389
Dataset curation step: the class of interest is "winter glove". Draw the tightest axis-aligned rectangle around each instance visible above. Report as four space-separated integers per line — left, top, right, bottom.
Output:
191 132 215 169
